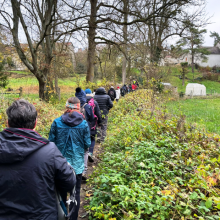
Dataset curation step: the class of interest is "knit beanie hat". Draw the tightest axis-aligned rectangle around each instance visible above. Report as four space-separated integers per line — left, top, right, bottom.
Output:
85 88 92 94
66 97 80 110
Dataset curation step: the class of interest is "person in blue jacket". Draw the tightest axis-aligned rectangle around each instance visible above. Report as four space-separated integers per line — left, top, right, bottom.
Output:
49 97 91 220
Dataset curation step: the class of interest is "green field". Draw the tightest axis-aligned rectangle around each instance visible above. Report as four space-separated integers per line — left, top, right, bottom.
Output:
7 75 86 88
166 98 220 134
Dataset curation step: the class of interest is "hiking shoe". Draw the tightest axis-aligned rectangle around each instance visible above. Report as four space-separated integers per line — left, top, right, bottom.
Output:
88 153 94 162
82 174 87 181
96 138 101 143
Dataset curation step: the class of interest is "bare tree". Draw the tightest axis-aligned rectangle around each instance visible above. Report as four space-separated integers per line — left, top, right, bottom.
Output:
85 0 207 82
122 0 128 84
0 0 87 100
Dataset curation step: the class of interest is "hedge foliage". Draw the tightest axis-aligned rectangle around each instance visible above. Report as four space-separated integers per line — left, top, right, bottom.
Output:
87 90 220 220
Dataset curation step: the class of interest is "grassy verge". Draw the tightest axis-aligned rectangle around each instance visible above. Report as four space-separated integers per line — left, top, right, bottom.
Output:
87 90 220 220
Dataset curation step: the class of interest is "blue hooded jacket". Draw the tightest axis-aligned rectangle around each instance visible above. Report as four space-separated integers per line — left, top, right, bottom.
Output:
49 111 91 174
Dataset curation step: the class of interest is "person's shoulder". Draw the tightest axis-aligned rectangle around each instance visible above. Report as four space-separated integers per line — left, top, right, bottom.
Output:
53 116 62 122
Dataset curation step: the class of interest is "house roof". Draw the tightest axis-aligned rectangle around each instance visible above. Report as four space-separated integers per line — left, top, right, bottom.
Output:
202 46 220 54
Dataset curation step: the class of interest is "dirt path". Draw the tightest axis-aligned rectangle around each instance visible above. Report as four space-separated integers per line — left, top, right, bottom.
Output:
78 144 102 220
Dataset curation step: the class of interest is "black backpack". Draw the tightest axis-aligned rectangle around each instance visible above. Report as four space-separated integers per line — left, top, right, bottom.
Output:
120 88 125 96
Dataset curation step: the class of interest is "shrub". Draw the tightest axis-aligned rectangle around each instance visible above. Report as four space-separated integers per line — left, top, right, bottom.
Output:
87 90 220 220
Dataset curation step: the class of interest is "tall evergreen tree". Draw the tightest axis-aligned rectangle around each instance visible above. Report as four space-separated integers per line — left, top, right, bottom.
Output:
176 27 209 77
210 32 220 46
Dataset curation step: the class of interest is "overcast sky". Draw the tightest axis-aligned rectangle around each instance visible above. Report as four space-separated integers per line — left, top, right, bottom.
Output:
204 0 220 46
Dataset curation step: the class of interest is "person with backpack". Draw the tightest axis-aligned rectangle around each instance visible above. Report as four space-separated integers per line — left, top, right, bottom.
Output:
0 99 76 220
49 97 91 220
122 84 128 94
120 86 125 97
85 88 102 161
115 86 120 102
108 86 116 101
128 84 132 92
94 87 113 143
75 88 94 180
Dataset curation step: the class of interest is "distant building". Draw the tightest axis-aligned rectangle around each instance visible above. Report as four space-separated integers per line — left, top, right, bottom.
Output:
164 44 220 67
194 46 220 67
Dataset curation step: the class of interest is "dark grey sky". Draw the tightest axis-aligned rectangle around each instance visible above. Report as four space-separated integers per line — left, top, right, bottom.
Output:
204 0 220 46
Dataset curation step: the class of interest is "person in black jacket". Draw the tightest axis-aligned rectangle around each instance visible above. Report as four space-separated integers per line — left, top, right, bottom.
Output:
0 99 76 220
108 86 116 101
94 87 113 142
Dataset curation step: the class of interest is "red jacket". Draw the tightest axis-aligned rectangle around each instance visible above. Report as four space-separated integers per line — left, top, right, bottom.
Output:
132 84 137 90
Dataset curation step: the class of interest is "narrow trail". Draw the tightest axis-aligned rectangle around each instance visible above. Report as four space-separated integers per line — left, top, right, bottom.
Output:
78 143 102 220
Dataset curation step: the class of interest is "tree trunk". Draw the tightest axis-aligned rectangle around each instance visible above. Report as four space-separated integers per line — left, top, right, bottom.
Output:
122 0 128 84
38 78 46 100
55 73 60 100
182 74 185 86
86 0 97 82
192 53 195 78
122 56 127 84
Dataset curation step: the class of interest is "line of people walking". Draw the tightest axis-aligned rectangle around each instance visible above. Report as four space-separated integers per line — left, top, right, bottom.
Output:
0 86 114 220
107 81 139 101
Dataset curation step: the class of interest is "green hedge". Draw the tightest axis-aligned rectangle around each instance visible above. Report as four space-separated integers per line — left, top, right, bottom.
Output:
87 90 220 220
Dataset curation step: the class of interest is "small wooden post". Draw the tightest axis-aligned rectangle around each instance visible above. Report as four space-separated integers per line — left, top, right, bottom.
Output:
19 87 23 97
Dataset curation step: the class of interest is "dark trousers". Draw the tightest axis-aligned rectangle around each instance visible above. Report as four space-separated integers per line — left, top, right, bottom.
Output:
97 115 108 142
89 136 96 154
61 174 82 220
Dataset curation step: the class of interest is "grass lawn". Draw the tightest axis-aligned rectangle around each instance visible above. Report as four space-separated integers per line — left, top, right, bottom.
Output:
166 98 220 134
8 70 32 75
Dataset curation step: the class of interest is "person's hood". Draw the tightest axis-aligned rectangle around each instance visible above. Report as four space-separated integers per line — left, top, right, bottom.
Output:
75 90 86 97
86 94 93 98
95 87 107 95
0 128 49 164
109 88 115 91
61 111 84 127
86 95 93 102
75 90 87 106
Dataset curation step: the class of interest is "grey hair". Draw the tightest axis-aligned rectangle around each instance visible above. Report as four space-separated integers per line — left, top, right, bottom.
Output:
6 99 37 129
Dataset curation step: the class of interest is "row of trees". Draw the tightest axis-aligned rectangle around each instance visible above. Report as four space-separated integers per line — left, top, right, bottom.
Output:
0 0 208 100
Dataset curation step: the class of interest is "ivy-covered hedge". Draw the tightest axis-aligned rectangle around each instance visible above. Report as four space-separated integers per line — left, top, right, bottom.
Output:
0 97 62 138
87 90 220 220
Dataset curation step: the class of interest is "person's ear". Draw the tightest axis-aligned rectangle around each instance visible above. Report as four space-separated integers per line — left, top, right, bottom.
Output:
33 119 37 130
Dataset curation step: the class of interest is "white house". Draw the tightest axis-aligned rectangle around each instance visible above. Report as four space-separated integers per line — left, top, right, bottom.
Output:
194 46 220 67
164 43 220 67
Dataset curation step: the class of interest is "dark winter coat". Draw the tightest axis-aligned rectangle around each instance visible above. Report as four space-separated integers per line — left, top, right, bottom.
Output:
0 128 75 220
49 111 91 174
75 89 87 107
86 95 102 135
122 85 128 93
94 87 113 116
107 88 116 101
